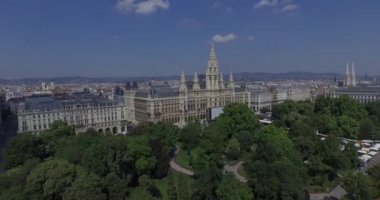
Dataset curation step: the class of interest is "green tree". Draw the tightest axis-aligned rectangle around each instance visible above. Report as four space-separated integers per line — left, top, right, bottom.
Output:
41 121 75 156
127 136 157 174
179 121 202 151
359 118 380 139
216 174 253 200
103 173 128 200
246 125 307 200
81 142 109 176
128 187 153 200
178 175 192 200
313 113 337 134
2 134 45 170
62 169 106 200
167 175 177 200
104 136 133 180
367 165 380 198
25 159 77 200
0 185 27 200
212 103 259 139
236 130 254 152
343 171 376 200
225 137 241 160
55 134 100 164
337 116 360 139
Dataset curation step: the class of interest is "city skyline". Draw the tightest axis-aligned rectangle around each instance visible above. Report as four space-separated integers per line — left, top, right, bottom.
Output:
1 0 380 78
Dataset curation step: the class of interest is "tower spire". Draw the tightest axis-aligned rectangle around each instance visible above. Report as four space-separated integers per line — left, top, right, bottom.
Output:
192 71 200 91
228 72 234 90
345 62 351 87
206 43 220 90
179 71 187 93
351 62 356 87
219 72 225 89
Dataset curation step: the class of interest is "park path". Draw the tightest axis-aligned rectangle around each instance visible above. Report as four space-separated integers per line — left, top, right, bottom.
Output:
223 161 248 183
170 145 194 176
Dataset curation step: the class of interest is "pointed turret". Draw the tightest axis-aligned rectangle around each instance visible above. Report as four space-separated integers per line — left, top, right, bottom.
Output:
219 72 225 89
192 71 200 91
351 62 356 87
345 62 351 87
179 71 187 93
228 72 235 90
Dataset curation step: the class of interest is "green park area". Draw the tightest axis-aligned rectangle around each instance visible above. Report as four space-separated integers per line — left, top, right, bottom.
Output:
1 96 380 199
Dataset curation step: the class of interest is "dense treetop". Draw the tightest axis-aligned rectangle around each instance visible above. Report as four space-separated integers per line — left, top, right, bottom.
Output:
1 100 380 200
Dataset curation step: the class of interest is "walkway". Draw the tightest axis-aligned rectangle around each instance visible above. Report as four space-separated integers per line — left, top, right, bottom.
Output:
223 161 248 183
170 145 194 176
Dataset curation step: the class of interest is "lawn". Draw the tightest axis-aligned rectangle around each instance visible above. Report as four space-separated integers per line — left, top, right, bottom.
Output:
175 150 192 169
154 176 169 200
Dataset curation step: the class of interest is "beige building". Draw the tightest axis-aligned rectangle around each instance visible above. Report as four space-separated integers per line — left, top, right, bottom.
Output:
250 87 312 112
17 92 128 134
327 87 380 103
125 44 250 125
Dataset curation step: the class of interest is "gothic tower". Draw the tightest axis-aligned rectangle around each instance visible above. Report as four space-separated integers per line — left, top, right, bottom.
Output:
351 62 356 87
345 63 351 87
206 43 220 90
228 72 235 90
179 71 187 95
219 72 225 89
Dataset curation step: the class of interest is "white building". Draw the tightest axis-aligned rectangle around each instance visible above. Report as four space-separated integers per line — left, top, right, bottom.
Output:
327 87 380 103
250 89 272 112
17 91 128 134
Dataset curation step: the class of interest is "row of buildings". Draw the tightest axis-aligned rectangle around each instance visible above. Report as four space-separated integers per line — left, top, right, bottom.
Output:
326 87 380 103
16 91 128 135
9 45 349 134
125 44 250 125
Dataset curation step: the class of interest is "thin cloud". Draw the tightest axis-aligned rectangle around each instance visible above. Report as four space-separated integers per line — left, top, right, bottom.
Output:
254 0 299 13
212 33 238 43
116 0 170 15
280 4 299 12
254 0 278 9
247 35 255 41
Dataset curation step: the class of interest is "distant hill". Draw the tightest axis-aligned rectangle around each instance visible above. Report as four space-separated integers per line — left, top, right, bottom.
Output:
0 72 374 85
235 72 341 81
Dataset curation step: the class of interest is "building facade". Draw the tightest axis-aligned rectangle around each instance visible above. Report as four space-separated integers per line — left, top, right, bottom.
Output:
249 87 312 112
17 91 128 134
125 45 251 125
327 87 380 103
250 89 272 112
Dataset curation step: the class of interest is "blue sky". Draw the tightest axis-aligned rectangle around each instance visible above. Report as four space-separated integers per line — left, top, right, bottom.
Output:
0 0 380 79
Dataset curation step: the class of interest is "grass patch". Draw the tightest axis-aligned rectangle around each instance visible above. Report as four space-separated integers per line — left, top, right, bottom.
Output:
154 177 169 200
175 150 192 169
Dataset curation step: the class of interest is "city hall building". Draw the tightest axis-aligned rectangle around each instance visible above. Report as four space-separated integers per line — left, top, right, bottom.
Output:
125 45 250 125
